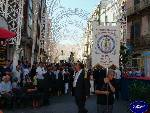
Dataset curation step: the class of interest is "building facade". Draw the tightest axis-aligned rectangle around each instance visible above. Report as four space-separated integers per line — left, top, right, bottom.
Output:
83 0 126 68
127 0 150 75
0 0 51 68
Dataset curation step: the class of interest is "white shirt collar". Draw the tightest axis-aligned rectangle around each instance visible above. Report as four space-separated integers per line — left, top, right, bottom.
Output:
73 69 83 87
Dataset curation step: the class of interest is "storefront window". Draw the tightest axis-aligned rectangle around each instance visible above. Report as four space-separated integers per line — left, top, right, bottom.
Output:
28 0 32 9
0 15 8 29
148 15 150 32
28 15 32 28
143 52 150 76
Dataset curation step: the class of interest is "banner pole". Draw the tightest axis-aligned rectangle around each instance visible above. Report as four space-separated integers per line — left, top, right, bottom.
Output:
106 67 109 112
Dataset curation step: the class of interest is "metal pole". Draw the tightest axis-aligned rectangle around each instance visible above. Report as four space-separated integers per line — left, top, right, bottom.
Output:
106 67 109 112
105 7 107 26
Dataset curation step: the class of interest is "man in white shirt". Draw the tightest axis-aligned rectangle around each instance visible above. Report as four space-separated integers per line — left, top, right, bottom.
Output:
13 65 21 83
73 62 90 113
73 69 83 88
36 62 46 80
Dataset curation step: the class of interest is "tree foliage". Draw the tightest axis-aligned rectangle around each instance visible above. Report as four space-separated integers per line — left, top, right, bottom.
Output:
119 45 131 67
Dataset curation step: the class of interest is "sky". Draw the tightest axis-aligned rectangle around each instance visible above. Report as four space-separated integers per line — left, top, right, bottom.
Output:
61 0 100 12
47 0 101 45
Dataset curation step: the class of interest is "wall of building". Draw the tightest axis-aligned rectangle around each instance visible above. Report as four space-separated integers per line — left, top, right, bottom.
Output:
127 21 132 40
126 0 150 75
141 16 149 36
126 0 133 9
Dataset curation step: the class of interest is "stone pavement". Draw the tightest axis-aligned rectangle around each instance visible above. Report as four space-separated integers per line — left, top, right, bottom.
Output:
4 95 130 113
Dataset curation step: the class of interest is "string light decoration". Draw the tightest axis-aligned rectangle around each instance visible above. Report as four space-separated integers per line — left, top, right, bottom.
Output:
47 0 90 41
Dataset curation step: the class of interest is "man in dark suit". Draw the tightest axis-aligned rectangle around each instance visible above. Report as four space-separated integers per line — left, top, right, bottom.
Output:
42 65 55 105
73 62 90 113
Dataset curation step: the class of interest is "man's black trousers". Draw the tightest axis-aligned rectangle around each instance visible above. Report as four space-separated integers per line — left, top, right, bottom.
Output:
75 96 88 113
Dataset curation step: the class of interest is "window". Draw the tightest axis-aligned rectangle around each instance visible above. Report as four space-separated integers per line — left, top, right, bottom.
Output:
130 25 134 39
148 15 150 33
134 0 140 5
130 22 141 39
28 6 33 29
0 16 8 29
28 0 32 9
28 15 32 28
134 22 141 38
134 0 140 10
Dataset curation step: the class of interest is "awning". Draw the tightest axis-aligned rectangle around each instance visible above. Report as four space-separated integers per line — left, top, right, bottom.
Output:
0 28 16 39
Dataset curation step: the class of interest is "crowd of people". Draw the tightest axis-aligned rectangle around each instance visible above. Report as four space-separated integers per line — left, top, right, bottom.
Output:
0 60 122 113
0 60 75 109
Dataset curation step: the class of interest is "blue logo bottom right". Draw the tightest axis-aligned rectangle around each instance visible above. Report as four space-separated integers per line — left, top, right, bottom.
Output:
130 100 149 113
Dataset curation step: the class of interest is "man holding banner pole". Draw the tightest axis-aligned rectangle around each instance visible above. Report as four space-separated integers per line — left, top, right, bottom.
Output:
95 69 116 113
91 21 120 113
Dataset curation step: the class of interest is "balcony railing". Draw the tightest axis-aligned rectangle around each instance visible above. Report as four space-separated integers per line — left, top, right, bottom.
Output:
127 0 150 16
133 34 150 50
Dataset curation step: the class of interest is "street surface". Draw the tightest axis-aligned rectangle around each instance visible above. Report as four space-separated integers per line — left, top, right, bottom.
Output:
4 95 129 113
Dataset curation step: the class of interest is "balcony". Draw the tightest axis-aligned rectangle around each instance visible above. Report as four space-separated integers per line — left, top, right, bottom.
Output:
127 0 150 16
133 33 150 51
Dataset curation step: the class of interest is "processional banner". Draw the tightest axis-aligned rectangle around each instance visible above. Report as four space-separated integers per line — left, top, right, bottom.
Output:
92 25 121 68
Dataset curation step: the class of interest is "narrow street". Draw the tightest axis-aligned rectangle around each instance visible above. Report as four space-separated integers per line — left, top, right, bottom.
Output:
0 0 150 113
5 95 129 113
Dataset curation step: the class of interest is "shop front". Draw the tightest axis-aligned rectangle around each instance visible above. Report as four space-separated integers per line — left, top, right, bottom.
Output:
143 51 150 76
0 15 16 67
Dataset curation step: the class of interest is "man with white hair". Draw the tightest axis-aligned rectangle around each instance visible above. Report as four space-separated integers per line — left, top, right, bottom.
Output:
95 69 116 113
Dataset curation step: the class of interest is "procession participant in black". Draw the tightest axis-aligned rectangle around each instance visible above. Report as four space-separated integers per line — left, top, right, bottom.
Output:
95 69 116 113
43 65 54 105
73 62 90 113
68 66 74 95
57 67 64 96
93 64 106 90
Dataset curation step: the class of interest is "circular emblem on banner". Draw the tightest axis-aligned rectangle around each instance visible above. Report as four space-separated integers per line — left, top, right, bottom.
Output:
129 100 149 113
97 34 115 54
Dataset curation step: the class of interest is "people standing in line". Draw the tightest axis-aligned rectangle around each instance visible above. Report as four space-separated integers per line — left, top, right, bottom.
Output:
36 62 47 101
57 67 64 96
63 68 70 94
90 75 94 95
36 62 46 80
23 65 30 79
95 69 116 113
50 66 56 96
54 66 60 96
30 63 37 80
43 65 54 105
12 65 21 84
68 66 74 95
73 62 90 113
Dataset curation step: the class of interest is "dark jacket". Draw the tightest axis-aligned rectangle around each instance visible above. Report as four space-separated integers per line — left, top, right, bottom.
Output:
74 70 90 97
44 71 55 89
93 68 106 85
